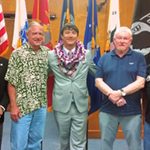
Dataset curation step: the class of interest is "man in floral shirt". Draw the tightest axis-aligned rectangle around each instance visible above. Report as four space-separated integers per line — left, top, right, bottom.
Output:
5 21 49 150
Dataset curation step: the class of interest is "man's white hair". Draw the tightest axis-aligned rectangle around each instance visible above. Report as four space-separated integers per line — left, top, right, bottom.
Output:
26 21 43 33
114 26 132 38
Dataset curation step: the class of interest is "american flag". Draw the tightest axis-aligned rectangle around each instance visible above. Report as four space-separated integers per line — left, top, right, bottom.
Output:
0 2 9 55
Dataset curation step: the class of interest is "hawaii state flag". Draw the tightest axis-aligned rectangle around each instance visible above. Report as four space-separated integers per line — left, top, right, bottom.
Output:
32 0 53 111
12 0 28 50
84 0 102 114
0 2 9 56
131 0 150 65
105 0 120 52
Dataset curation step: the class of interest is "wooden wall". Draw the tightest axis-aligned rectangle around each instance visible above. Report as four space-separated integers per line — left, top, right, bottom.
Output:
2 0 135 58
1 0 137 138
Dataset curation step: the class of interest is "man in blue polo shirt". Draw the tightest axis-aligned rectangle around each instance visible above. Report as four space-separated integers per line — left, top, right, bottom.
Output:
95 26 146 150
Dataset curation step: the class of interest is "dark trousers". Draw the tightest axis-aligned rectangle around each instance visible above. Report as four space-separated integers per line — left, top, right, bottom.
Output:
0 123 3 150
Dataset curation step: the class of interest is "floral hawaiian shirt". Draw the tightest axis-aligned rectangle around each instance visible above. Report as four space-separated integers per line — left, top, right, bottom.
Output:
5 43 49 116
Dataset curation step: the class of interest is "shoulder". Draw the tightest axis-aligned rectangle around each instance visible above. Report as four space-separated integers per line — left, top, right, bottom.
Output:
48 49 57 60
85 49 92 58
48 49 55 55
100 51 112 60
131 49 145 59
130 49 144 56
40 45 50 52
10 48 23 58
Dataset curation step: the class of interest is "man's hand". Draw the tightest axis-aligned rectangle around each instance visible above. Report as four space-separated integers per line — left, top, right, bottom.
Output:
0 107 4 118
116 97 127 107
108 90 122 104
88 97 91 112
108 90 127 107
10 105 21 122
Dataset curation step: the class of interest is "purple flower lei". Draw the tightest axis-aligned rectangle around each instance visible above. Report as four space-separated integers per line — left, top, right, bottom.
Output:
54 40 86 66
54 40 86 76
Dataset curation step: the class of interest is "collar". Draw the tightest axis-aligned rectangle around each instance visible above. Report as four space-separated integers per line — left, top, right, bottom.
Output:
24 43 43 52
63 46 76 54
111 48 132 57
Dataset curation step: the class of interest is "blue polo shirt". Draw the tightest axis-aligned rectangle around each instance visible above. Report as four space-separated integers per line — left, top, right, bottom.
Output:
96 49 146 116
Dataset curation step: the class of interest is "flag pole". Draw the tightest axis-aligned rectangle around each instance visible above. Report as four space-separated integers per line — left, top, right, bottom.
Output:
91 0 95 52
37 0 40 21
104 0 111 52
66 0 70 23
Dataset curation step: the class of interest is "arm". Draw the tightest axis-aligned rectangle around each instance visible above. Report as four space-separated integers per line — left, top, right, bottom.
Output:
95 78 113 96
114 76 145 107
95 78 126 106
4 52 22 121
8 83 21 121
95 76 145 106
121 76 145 95
121 52 146 94
88 50 97 76
96 76 145 97
95 78 122 103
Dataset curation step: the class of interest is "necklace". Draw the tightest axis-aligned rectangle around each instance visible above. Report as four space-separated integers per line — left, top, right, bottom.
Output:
54 40 86 76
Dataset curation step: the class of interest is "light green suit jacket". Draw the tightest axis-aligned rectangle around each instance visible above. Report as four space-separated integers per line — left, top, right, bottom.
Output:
48 49 96 113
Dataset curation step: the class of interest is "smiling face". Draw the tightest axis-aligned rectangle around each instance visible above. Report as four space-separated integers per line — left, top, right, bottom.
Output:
27 23 45 51
61 29 78 50
60 24 79 50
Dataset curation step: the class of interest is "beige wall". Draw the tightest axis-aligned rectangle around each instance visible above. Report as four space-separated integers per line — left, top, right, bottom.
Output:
2 0 135 58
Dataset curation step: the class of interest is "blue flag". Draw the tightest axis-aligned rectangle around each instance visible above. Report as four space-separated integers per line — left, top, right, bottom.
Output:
84 0 102 114
59 0 74 39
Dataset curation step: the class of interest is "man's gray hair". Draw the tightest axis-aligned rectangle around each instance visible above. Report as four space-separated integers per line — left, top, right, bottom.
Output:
26 21 43 33
114 26 132 38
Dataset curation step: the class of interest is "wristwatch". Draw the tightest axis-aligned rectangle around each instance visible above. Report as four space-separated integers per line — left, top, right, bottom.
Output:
120 89 126 96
